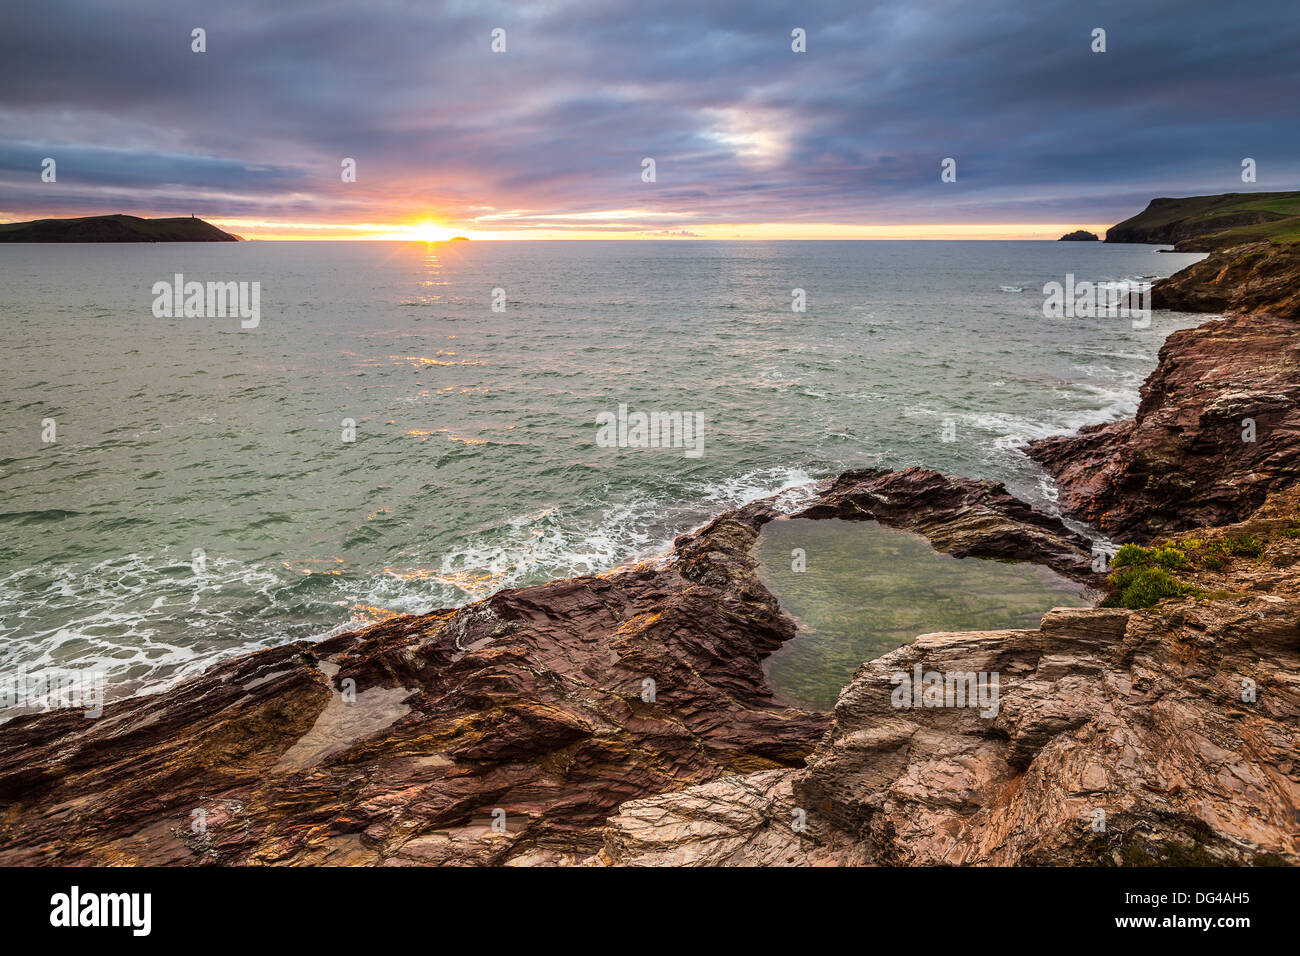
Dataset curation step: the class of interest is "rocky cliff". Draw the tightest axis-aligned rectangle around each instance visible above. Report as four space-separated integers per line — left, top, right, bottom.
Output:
1105 191 1300 320
0 469 1094 865
1105 192 1300 250
1025 192 1300 542
1151 242 1300 319
1025 311 1300 540
0 214 240 242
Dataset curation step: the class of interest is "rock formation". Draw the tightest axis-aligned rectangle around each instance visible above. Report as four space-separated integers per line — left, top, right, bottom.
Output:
2 194 1297 866
1151 242 1300 319
1026 311 1300 540
0 469 1092 865
599 496 1300 865
0 214 240 242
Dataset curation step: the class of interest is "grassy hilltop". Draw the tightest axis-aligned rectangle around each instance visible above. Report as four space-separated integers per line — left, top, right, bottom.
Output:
0 214 240 242
1108 191 1300 318
1106 191 1300 250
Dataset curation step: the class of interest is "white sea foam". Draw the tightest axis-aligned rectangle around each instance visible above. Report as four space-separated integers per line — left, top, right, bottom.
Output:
0 240 1211 709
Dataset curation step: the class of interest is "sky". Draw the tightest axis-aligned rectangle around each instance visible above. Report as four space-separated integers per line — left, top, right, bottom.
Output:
1 0 1297 240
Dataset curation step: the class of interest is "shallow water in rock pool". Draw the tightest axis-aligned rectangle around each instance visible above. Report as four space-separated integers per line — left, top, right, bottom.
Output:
755 517 1092 710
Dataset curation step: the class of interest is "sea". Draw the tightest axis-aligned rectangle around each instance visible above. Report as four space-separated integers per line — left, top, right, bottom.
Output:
0 239 1208 703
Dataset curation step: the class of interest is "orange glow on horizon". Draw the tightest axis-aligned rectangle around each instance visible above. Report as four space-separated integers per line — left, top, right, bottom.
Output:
378 219 463 242
205 217 1114 242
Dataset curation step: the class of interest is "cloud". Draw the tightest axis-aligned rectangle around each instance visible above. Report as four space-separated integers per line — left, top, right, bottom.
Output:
0 0 1296 233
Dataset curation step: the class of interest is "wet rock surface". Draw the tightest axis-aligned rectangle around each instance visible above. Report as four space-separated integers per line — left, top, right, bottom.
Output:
594 490 1300 866
0 468 1088 865
3 299 1297 866
1026 312 1300 541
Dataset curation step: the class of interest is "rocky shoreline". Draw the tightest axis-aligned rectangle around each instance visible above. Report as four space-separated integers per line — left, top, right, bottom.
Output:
1025 311 1300 540
1150 242 1300 319
0 469 1097 865
1 220 1297 866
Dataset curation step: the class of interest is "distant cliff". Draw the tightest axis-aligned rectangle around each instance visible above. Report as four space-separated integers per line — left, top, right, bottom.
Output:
0 214 240 242
1102 192 1300 318
1105 191 1300 251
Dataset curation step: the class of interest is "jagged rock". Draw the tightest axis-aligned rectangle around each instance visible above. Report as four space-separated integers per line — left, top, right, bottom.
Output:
0 468 1088 865
1026 312 1300 540
590 769 867 866
596 495 1300 865
1151 242 1300 318
786 467 1097 580
0 562 822 864
793 585 1299 865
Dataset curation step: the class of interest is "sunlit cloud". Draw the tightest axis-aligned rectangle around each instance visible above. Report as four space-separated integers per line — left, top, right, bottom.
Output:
702 107 796 167
1 0 1297 238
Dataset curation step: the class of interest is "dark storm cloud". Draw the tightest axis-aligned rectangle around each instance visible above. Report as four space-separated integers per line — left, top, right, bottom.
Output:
1 0 1297 230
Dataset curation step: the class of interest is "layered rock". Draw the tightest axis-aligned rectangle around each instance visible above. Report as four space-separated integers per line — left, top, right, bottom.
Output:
0 568 816 865
0 468 1091 865
1026 311 1300 541
789 467 1096 579
593 769 869 866
596 490 1300 866
1151 242 1300 319
795 594 1298 865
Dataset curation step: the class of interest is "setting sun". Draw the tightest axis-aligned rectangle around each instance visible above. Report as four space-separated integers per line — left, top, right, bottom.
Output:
366 219 462 242
406 220 452 242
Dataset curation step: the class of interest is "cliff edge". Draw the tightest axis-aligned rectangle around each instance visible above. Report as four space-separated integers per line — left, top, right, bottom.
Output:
0 214 240 242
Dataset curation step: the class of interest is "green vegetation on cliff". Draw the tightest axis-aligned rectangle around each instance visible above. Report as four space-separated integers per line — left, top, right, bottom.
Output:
1111 191 1300 317
0 214 240 242
1099 531 1281 608
1106 191 1300 250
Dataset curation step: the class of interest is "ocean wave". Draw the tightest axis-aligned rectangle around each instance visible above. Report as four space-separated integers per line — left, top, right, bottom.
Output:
0 463 836 710
0 509 83 524
1 240 1204 712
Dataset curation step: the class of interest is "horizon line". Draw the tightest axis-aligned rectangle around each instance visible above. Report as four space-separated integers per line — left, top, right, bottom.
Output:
226 221 1116 242
2 214 1117 242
